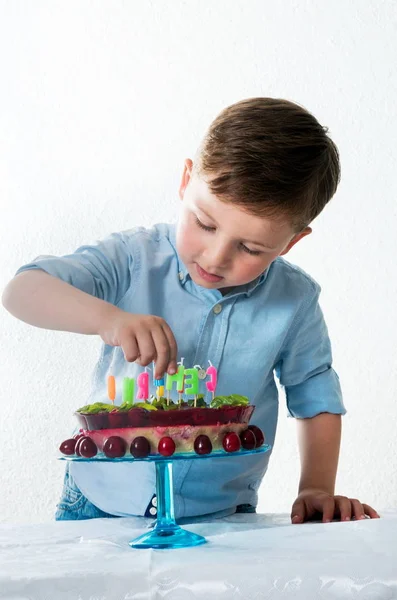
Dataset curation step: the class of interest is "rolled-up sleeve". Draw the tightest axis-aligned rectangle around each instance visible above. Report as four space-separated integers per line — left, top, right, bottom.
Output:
275 287 346 418
16 232 133 306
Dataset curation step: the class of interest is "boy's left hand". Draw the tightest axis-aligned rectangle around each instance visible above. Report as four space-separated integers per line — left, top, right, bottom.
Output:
291 488 380 523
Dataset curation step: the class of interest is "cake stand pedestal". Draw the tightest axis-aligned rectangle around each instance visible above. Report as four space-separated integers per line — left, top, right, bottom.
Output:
61 445 270 550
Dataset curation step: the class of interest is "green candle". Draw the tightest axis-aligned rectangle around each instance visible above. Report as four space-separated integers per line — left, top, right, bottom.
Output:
184 368 199 395
123 377 135 405
166 365 185 392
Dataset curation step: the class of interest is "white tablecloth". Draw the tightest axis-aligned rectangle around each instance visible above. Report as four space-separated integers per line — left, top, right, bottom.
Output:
1 511 396 599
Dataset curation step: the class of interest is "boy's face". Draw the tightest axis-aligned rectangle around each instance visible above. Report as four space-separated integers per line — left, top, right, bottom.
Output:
176 160 311 292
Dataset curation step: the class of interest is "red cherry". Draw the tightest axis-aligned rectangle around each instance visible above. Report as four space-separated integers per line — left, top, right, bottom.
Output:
75 436 90 456
194 435 212 455
59 438 77 456
222 432 241 453
130 436 151 458
158 436 176 456
79 438 97 458
240 429 256 450
73 433 85 442
248 425 264 448
103 436 126 458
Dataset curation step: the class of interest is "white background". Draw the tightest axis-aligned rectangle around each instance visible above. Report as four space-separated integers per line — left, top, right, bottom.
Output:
0 1 396 524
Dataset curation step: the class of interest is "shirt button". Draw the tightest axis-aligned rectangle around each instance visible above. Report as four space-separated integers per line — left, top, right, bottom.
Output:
152 496 157 507
149 506 157 516
178 272 184 281
213 304 222 315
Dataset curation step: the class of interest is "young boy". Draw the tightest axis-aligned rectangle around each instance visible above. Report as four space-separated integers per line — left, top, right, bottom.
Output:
3 98 378 524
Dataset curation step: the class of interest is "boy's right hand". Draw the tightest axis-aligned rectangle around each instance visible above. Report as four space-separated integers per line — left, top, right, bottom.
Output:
98 308 178 379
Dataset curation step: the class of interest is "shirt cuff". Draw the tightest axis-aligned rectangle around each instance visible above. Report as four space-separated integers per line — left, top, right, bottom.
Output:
285 367 346 418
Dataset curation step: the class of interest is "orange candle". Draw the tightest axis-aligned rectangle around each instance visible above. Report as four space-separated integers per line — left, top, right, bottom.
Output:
107 375 116 404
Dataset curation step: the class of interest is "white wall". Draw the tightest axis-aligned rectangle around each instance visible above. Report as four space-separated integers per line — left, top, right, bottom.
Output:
0 0 396 524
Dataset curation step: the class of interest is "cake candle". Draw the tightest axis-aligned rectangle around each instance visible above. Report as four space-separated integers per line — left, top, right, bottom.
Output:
184 368 199 407
166 365 185 396
122 377 135 405
206 361 218 401
107 375 116 405
136 371 149 401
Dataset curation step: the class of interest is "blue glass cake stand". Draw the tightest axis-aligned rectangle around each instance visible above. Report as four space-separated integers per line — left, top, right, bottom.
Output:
61 445 270 550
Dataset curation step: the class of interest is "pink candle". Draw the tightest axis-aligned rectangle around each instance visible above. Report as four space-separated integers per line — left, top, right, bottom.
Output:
137 372 149 400
206 363 217 395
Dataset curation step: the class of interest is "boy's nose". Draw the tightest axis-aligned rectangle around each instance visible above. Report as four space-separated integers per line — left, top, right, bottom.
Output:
204 242 232 271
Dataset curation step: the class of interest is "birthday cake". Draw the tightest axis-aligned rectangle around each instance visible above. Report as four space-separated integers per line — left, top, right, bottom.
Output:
59 363 265 459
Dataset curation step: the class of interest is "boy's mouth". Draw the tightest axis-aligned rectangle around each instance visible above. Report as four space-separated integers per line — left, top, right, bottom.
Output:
195 263 224 283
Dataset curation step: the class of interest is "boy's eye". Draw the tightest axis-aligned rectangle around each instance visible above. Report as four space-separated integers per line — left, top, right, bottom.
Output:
195 217 216 232
240 244 261 256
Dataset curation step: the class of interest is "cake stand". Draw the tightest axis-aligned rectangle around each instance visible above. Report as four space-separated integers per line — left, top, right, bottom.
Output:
60 445 270 550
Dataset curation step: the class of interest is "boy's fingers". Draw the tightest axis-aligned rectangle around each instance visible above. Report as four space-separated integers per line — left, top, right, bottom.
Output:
321 497 335 523
362 503 380 519
291 500 305 524
335 496 352 521
135 330 156 367
151 326 173 378
121 336 140 363
161 323 178 374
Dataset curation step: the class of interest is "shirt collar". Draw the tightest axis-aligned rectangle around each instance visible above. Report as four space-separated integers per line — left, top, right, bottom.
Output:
168 223 190 287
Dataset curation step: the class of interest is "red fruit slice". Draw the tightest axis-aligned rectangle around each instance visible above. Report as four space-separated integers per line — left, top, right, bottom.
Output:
79 438 97 458
194 435 212 455
103 436 126 458
222 432 241 453
158 436 176 456
240 429 256 450
130 436 151 458
59 438 77 456
248 425 264 448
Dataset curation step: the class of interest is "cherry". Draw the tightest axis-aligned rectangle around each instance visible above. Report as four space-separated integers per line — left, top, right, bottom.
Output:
158 436 176 456
222 432 241 453
194 435 212 455
79 438 97 458
73 433 85 442
103 436 126 458
75 436 90 456
248 425 264 448
59 438 77 456
130 436 151 458
240 429 256 450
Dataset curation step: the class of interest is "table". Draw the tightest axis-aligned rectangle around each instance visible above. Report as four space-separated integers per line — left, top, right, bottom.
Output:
1 511 396 599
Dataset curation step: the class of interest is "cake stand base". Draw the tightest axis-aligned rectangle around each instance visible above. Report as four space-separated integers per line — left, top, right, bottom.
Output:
129 525 206 549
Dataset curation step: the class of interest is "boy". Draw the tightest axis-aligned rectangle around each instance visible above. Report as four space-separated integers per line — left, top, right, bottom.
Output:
3 98 378 523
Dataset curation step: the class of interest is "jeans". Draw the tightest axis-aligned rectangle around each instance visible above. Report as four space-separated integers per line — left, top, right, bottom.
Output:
55 463 119 521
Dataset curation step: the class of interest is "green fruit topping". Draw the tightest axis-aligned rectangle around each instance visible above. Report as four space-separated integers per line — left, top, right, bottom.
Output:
76 402 114 414
210 394 249 409
118 402 134 412
187 396 207 408
133 402 158 411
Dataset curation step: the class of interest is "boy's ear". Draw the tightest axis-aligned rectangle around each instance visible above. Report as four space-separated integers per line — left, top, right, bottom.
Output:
280 227 312 256
179 159 194 200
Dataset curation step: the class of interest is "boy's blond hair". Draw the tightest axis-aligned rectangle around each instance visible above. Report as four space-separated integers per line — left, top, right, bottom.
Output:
196 98 340 231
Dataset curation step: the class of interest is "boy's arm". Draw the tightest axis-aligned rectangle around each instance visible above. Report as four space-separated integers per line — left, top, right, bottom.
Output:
2 270 177 378
2 270 117 334
297 412 341 496
275 284 379 522
291 412 379 522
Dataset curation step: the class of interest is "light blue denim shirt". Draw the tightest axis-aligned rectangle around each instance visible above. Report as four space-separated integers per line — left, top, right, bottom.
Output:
17 223 345 518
